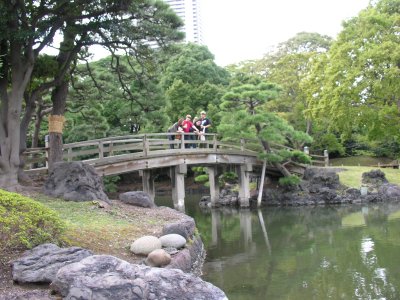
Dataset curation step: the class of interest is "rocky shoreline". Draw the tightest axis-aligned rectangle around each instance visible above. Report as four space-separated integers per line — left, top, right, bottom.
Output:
2 204 226 300
200 168 400 208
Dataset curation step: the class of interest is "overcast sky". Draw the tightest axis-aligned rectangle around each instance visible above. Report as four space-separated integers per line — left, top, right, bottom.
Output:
201 0 370 66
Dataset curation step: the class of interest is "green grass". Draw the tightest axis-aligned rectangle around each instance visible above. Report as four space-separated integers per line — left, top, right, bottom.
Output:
333 166 400 188
31 196 161 262
37 196 131 228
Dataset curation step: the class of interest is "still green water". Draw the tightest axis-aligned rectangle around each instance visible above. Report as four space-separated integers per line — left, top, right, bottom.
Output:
156 195 400 300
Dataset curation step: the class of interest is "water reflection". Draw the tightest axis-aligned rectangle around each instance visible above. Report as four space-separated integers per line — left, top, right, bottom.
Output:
155 195 400 300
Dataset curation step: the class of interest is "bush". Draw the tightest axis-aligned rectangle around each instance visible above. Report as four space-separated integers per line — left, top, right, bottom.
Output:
103 175 121 193
278 175 301 187
0 190 66 251
218 171 238 185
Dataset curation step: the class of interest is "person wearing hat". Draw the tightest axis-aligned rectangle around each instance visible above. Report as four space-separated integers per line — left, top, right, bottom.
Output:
182 114 199 148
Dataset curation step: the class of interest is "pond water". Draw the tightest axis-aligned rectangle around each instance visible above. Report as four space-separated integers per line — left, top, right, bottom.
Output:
155 194 400 300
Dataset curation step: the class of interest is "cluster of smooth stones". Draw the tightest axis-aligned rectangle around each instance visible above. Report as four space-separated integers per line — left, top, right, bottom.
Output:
130 234 187 267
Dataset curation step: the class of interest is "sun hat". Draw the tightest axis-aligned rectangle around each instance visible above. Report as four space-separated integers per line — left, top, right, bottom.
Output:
200 111 206 115
186 114 191 118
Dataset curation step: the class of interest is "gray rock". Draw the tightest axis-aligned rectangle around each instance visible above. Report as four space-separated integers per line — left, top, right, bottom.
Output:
188 236 206 277
379 184 400 199
12 243 93 284
119 191 155 208
50 255 227 300
162 217 196 240
130 236 161 255
165 249 192 273
159 234 187 249
362 169 388 187
43 162 110 203
145 249 171 267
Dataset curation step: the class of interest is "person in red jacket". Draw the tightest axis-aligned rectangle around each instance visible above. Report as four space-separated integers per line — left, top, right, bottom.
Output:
182 114 199 148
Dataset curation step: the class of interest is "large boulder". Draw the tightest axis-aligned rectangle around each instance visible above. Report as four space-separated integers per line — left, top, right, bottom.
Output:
362 169 389 188
119 191 155 208
379 184 400 200
43 162 109 203
162 216 196 240
50 255 228 300
302 168 341 192
12 243 93 284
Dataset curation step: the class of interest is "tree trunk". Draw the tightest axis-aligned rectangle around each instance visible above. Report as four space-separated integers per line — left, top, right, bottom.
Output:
48 80 69 170
32 98 49 148
18 93 37 182
47 24 80 170
0 40 34 189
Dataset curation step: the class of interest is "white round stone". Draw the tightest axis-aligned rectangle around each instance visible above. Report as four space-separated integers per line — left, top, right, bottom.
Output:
130 236 161 255
159 234 187 249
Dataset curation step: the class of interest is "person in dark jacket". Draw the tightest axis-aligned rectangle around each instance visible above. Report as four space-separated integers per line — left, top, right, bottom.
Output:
167 118 183 149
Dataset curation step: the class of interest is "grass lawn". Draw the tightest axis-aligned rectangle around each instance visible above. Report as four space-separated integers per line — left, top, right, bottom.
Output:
332 166 400 188
33 194 182 263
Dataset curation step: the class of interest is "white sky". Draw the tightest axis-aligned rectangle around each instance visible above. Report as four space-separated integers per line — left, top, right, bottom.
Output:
201 0 370 66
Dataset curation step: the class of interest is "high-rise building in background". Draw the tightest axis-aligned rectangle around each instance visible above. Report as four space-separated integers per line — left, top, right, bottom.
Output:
164 0 203 44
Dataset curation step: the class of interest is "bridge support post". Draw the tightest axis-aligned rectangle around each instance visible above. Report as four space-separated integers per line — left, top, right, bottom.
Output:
141 170 155 203
171 164 187 211
207 166 220 207
238 164 251 207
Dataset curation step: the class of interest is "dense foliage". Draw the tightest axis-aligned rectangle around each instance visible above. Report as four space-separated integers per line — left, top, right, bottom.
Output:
0 190 66 250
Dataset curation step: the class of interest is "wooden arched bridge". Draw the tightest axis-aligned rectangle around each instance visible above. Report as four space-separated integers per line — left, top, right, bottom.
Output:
25 133 328 210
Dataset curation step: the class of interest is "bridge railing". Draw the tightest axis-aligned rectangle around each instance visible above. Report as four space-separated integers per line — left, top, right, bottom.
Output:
23 133 258 171
23 133 327 171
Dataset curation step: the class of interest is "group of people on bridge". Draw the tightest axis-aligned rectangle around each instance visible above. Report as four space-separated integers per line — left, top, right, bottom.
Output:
167 111 211 149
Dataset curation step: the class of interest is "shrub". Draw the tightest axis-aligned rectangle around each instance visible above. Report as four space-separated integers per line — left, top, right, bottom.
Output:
103 175 121 193
278 175 301 187
218 171 238 185
0 190 66 251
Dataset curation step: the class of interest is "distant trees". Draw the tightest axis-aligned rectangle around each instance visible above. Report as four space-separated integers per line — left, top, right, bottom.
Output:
305 0 400 156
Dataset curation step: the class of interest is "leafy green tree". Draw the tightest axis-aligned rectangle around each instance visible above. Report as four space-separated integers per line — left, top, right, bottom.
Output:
161 43 229 125
305 0 400 156
68 54 169 137
0 0 183 188
218 78 312 177
236 32 332 137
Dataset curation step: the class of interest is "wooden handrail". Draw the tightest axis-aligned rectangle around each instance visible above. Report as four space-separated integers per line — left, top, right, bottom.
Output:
23 132 323 171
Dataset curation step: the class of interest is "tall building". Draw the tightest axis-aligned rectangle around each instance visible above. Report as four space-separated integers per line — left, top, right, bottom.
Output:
164 0 203 44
